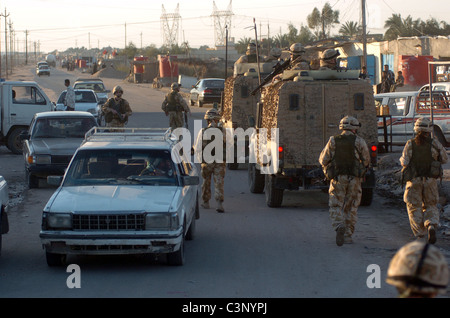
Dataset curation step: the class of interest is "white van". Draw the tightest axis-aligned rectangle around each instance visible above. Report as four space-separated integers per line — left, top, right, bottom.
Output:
375 90 450 147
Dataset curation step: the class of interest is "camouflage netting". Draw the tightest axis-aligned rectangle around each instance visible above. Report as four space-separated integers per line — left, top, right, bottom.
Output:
222 75 260 130
258 79 378 166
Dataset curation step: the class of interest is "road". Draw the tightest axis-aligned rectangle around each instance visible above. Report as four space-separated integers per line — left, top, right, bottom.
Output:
0 65 445 301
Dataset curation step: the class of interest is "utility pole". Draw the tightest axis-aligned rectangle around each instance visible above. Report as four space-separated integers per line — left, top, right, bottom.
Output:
1 9 9 78
361 0 367 68
25 30 28 65
124 22 127 48
8 19 13 73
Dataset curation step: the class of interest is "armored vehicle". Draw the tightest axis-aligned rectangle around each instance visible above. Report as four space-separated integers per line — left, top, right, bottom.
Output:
222 61 278 169
247 69 379 207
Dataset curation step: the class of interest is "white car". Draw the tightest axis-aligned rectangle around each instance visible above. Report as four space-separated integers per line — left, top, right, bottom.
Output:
73 78 110 105
40 128 200 266
36 65 50 76
55 89 102 124
0 175 9 256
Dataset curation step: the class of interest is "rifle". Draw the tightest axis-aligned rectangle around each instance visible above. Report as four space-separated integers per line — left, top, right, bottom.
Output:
250 58 290 96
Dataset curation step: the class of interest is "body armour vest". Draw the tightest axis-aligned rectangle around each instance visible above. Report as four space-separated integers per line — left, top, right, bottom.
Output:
165 92 182 112
201 127 227 164
410 137 433 178
334 134 357 176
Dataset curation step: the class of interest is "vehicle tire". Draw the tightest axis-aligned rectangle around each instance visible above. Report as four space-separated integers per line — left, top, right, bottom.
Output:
248 163 264 193
360 188 373 206
194 194 200 219
7 127 26 154
45 251 66 267
167 228 185 266
265 174 284 208
27 171 39 189
0 234 2 257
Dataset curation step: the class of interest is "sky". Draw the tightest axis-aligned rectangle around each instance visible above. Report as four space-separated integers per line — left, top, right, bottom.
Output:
2 0 449 53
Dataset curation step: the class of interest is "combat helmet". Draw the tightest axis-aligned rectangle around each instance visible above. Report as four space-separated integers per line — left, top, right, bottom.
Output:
339 116 361 131
269 47 282 58
289 43 305 56
321 48 340 61
386 241 449 296
171 82 180 91
414 117 432 133
246 43 257 55
204 108 221 121
113 85 123 95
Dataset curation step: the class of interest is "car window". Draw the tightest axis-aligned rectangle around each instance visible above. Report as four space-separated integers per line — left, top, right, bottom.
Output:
74 83 105 92
57 92 66 104
75 91 97 103
64 149 178 186
203 80 224 88
12 86 46 105
31 117 97 138
387 97 407 116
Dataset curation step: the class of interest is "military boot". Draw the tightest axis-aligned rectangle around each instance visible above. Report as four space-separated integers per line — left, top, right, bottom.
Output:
336 224 345 246
428 225 437 244
201 201 210 209
216 200 224 213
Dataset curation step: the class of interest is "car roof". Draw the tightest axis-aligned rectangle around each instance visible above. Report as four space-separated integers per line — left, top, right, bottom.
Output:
80 128 176 151
200 78 225 81
74 78 103 83
34 111 96 119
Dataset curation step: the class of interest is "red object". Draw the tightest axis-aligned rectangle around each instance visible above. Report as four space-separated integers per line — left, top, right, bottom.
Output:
159 55 179 79
78 59 86 68
398 55 434 86
133 56 148 74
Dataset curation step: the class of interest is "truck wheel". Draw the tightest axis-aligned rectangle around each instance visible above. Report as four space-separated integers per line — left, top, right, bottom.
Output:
360 188 373 206
248 164 264 193
265 174 284 207
46 252 66 266
167 227 185 266
7 127 26 154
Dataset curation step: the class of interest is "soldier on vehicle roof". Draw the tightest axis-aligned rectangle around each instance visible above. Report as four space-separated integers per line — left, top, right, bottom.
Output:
235 43 265 64
287 43 310 71
319 48 340 70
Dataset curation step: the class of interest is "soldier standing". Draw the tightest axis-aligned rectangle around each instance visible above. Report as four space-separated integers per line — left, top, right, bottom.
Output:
319 116 370 246
194 109 229 213
101 85 132 128
400 117 448 244
162 83 191 130
386 241 449 298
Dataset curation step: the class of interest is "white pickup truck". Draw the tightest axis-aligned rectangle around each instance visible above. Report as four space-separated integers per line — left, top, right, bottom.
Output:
375 90 450 148
0 175 9 256
0 81 54 153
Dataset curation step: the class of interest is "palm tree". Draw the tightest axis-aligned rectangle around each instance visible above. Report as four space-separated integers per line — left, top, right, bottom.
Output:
339 21 361 39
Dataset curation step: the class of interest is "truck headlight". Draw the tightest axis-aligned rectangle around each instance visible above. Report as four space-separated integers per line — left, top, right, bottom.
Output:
145 212 179 230
43 212 72 229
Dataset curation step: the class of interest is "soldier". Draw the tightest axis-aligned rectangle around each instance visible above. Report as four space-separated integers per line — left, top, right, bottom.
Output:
265 47 283 62
319 116 370 246
162 82 191 130
319 48 340 70
386 241 449 298
193 109 228 213
287 43 309 70
101 85 132 128
400 117 448 244
235 43 265 64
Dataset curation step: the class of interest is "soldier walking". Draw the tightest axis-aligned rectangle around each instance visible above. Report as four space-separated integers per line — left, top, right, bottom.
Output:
194 109 229 213
162 83 191 131
400 117 448 244
101 85 132 128
319 116 370 246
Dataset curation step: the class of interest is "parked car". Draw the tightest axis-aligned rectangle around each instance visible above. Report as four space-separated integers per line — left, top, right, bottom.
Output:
40 128 200 266
374 90 450 147
0 175 9 256
73 78 110 105
55 89 102 124
21 111 98 188
419 82 450 94
36 65 50 76
189 78 225 107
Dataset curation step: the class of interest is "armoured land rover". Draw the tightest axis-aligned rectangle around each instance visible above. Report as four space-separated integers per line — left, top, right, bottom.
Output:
247 69 379 208
222 61 278 169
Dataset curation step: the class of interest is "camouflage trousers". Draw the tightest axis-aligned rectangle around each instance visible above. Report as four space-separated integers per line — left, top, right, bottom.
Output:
168 111 184 130
106 119 126 129
329 175 362 237
404 177 440 237
201 162 226 203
